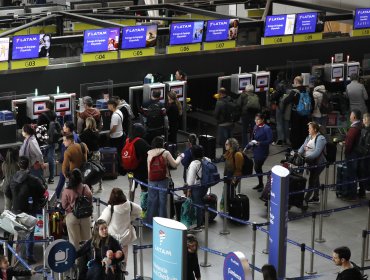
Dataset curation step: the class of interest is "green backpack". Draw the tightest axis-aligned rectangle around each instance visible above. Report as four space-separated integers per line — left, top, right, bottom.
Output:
246 94 260 110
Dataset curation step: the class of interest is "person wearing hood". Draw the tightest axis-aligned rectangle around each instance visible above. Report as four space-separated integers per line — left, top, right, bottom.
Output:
99 188 141 272
312 80 328 128
5 156 46 264
77 96 102 133
145 136 183 224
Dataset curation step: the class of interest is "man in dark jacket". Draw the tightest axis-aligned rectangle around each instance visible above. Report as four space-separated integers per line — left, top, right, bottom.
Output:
214 88 234 155
5 156 46 264
332 246 362 280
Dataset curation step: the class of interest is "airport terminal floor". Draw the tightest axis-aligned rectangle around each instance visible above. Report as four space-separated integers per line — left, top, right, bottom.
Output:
1 144 368 280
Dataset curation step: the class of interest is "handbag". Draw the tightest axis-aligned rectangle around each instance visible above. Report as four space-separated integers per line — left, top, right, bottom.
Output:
80 143 105 186
0 210 37 234
292 153 305 166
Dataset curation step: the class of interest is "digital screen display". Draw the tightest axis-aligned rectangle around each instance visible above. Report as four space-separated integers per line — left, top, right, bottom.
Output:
121 24 157 49
55 98 70 112
332 67 343 79
83 28 120 53
169 21 204 45
257 76 269 87
205 19 239 42
33 101 47 115
151 88 164 100
295 12 318 34
12 34 51 60
239 77 251 90
348 65 359 77
170 86 184 98
354 8 370 29
264 14 296 37
0 38 9 62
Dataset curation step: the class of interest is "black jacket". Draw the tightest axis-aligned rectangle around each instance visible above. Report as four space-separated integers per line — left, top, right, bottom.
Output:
80 129 100 152
0 267 32 279
187 252 201 280
131 137 151 181
336 267 363 280
214 96 232 124
37 110 57 127
5 169 45 214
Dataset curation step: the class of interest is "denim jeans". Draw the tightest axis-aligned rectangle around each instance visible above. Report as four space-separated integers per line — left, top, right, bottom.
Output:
47 143 55 180
55 172 65 199
191 186 208 227
145 178 169 224
26 214 36 258
276 108 290 142
217 125 234 147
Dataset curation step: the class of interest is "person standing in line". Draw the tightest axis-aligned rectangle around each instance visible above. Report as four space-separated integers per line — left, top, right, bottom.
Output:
181 134 197 183
186 234 201 280
332 246 362 280
312 80 328 128
357 113 370 197
346 73 368 116
261 264 277 280
108 98 125 175
61 168 92 250
62 134 88 180
77 96 102 134
80 117 100 162
1 148 19 210
166 91 182 144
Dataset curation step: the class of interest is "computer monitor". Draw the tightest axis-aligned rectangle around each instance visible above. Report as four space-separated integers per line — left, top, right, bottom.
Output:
121 24 157 49
55 98 70 112
204 18 239 42
264 14 296 37
332 66 344 80
83 28 120 53
12 34 51 60
151 87 164 101
231 73 252 94
346 63 360 80
354 8 370 29
143 83 166 104
169 21 204 45
256 76 269 88
169 85 184 99
239 77 252 90
33 101 46 115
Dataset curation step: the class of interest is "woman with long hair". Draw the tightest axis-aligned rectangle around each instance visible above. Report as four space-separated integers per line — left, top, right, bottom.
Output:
61 168 92 249
1 148 19 210
76 219 124 280
19 124 45 179
166 90 182 144
99 188 141 272
80 117 100 162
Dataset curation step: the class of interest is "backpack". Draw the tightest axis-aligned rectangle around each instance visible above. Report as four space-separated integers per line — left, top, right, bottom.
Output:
240 152 253 176
225 99 240 123
317 90 332 115
296 90 312 116
72 186 93 219
197 159 220 187
146 102 165 129
121 137 141 171
148 150 167 181
119 104 133 133
355 129 370 156
246 94 260 110
79 143 105 186
43 112 62 144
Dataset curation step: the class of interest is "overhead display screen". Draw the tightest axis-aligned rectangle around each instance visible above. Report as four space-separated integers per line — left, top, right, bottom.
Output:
354 8 370 29
205 19 239 42
169 21 204 45
295 12 318 34
0 38 9 62
83 28 120 53
12 34 51 60
121 24 157 49
264 14 296 37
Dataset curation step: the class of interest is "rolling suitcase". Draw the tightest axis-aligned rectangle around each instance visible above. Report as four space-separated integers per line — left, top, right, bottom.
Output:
99 147 118 179
174 196 187 221
289 173 306 209
199 135 216 161
229 194 250 224
202 192 218 222
335 164 356 197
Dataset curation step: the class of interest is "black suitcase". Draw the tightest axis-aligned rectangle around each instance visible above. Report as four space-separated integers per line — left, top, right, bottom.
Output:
335 164 357 197
229 194 250 224
199 135 216 160
325 142 337 163
173 196 186 221
289 173 306 208
99 147 118 179
202 192 218 222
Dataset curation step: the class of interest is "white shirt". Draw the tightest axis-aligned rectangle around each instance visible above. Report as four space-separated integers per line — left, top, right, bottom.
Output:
186 157 211 186
304 137 316 157
110 110 123 138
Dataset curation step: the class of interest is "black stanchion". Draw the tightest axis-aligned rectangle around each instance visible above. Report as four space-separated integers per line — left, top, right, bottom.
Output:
252 223 257 280
133 244 138 280
200 205 211 267
262 197 270 255
366 200 370 260
362 230 367 276
220 177 230 235
300 243 306 278
315 185 326 243
306 212 317 275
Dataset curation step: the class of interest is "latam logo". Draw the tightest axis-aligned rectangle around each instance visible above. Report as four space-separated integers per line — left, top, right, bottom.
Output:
17 37 37 43
358 9 370 15
126 27 145 33
159 230 166 245
268 16 285 22
209 21 228 27
174 24 192 29
87 31 107 36
299 14 315 19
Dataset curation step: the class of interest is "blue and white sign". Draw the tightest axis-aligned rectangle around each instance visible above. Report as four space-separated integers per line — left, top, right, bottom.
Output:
354 8 370 29
45 239 76 273
153 217 187 280
223 251 252 280
295 12 318 34
268 165 290 279
169 21 204 45
264 14 296 37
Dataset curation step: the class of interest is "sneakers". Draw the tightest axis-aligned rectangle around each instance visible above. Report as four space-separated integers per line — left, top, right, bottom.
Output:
47 178 54 184
307 197 320 204
272 140 283 146
253 184 263 190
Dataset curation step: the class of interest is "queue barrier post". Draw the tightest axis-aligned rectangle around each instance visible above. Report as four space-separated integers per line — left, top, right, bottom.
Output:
315 185 326 243
96 197 101 217
362 230 367 276
42 205 48 279
219 178 230 235
128 173 135 202
200 205 211 267
237 180 241 194
2 241 7 258
306 212 317 275
133 244 138 280
138 219 144 278
323 164 330 217
262 197 270 255
300 243 306 278
366 200 370 260
251 223 257 280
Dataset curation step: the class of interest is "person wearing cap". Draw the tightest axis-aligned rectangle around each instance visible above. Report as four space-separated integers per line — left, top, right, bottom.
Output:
77 96 102 134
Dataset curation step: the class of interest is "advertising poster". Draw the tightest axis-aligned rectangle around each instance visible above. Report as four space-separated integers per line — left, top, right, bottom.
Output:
205 19 239 42
83 28 120 53
169 21 204 45
295 12 318 34
354 8 370 29
264 14 296 37
0 38 9 62
121 24 157 49
153 217 187 280
223 251 252 280
12 34 50 60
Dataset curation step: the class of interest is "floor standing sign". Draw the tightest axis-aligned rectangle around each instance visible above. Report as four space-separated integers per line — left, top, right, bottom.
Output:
223 251 252 280
152 217 187 280
268 165 290 279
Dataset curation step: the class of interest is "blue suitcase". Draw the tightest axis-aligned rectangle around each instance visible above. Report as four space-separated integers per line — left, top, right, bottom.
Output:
99 147 118 179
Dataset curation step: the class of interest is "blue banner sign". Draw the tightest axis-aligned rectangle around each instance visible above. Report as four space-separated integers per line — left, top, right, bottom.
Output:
83 28 120 53
295 12 318 34
153 217 187 280
205 19 239 42
264 14 296 37
268 165 290 279
223 251 252 280
354 8 370 29
121 24 157 49
12 34 51 60
169 21 204 45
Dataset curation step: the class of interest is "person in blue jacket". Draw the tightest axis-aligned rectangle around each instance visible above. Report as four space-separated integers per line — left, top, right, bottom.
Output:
298 121 327 203
245 113 273 191
181 134 197 183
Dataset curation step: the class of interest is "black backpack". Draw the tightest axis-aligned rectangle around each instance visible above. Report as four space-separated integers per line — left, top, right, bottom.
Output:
72 185 93 219
318 90 333 115
42 112 62 144
146 102 165 129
